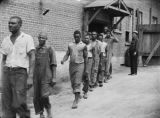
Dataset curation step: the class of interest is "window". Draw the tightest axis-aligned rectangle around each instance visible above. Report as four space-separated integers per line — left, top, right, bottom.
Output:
135 10 143 30
135 10 143 24
152 16 158 24
125 31 130 42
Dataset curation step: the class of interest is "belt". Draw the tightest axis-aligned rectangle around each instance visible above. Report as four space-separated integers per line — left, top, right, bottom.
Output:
6 66 26 71
88 57 93 59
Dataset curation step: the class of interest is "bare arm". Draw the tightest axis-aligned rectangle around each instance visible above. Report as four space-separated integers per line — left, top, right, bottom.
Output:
28 50 35 83
49 47 57 83
61 46 70 64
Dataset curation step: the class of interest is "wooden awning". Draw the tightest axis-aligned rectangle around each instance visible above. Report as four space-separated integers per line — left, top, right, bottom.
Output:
85 0 130 17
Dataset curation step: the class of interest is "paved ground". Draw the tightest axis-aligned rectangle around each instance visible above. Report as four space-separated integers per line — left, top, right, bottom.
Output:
1 66 160 118
28 66 160 118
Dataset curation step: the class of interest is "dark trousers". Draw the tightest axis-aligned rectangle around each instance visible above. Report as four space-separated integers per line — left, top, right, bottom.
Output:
82 74 89 93
33 96 51 115
130 54 138 74
2 67 30 118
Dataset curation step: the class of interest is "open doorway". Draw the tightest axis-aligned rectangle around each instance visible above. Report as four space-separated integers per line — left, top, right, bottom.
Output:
89 20 109 34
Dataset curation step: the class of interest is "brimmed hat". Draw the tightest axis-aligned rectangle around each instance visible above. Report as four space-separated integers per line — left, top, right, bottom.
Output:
133 31 138 34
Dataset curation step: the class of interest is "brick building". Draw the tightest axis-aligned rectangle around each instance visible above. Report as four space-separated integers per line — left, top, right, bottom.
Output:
0 0 160 79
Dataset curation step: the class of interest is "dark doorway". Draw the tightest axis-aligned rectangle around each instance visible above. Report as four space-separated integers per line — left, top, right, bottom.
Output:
89 21 108 34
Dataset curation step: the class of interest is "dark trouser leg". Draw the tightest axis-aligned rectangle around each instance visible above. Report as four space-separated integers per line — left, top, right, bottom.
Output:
33 73 44 115
109 63 112 75
133 55 138 74
41 97 52 117
41 97 51 110
130 56 134 74
2 68 16 118
82 75 89 93
10 69 30 118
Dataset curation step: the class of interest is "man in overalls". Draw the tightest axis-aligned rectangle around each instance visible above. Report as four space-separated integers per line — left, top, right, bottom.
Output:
98 34 108 86
33 32 57 118
90 31 102 88
82 34 93 98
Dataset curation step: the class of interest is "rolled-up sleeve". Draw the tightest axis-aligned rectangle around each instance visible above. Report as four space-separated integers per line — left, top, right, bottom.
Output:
49 47 57 66
26 35 35 53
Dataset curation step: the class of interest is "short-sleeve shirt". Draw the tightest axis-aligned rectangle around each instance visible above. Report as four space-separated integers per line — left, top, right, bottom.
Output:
1 32 35 68
68 41 86 64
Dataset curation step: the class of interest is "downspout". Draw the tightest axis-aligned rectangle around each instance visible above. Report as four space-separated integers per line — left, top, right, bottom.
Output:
39 0 43 30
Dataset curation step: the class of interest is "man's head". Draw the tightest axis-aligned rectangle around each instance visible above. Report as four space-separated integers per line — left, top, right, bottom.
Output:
132 31 138 40
91 31 97 41
84 34 90 45
74 30 81 43
38 32 48 46
106 30 111 38
8 16 22 34
98 34 103 42
104 26 109 34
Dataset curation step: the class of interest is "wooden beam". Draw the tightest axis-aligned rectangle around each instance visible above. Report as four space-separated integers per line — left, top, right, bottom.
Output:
88 8 102 25
144 39 160 66
104 0 118 9
107 6 130 16
121 0 130 13
82 10 89 38
149 8 152 25
111 16 125 30
118 0 120 9
136 9 140 31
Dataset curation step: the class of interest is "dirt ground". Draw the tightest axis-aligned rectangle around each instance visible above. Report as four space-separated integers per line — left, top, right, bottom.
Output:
1 66 160 118
27 66 160 118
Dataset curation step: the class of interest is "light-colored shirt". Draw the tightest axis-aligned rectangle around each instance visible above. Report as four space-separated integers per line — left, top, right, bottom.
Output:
67 41 86 64
1 32 35 68
90 40 102 60
87 44 92 58
101 41 107 53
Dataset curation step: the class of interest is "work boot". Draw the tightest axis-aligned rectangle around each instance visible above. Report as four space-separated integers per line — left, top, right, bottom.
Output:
99 81 103 87
40 113 45 118
89 87 93 92
46 107 52 118
94 82 99 88
83 93 88 99
104 77 108 83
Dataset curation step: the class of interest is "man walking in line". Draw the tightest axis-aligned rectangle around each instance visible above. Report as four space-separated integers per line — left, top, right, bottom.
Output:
1 16 35 118
98 34 108 86
61 30 88 109
33 32 57 118
103 27 119 82
90 31 102 88
82 34 93 98
128 31 139 75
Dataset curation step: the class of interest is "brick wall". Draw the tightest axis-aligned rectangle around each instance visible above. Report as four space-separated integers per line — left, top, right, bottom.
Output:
0 0 160 84
0 0 83 51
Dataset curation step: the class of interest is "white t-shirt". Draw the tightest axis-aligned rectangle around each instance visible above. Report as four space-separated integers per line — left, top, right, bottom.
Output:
101 41 107 53
1 32 35 68
87 44 92 58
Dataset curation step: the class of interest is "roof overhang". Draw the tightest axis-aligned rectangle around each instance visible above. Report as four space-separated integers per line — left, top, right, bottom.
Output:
85 0 131 17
